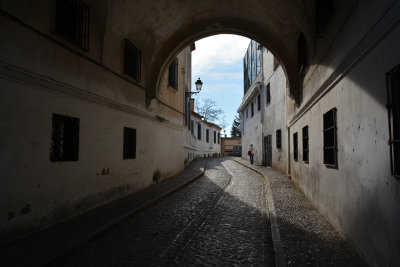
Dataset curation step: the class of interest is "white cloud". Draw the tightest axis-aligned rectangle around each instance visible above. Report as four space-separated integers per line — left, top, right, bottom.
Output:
192 34 250 76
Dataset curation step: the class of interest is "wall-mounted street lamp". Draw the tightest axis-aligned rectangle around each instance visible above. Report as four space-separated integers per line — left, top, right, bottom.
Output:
186 77 203 97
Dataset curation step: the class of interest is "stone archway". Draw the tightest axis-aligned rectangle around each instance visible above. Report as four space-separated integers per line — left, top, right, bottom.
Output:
104 0 315 105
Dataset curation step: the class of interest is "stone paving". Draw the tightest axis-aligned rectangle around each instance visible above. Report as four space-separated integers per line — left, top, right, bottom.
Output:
50 158 274 266
234 157 368 267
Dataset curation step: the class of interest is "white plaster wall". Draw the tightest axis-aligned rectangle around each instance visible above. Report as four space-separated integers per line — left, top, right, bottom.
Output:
289 17 400 267
184 114 221 162
0 5 185 243
262 50 288 173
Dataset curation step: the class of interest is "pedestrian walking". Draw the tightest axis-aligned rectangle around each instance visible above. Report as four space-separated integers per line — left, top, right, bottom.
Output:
248 144 254 165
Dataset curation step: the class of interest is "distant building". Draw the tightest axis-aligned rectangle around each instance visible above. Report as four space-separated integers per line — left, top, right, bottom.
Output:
221 137 242 157
184 99 222 164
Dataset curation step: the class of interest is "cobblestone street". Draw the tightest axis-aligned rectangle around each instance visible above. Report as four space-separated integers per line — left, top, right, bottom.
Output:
49 158 274 266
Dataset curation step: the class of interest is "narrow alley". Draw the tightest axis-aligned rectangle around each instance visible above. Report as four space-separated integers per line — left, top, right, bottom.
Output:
1 158 363 266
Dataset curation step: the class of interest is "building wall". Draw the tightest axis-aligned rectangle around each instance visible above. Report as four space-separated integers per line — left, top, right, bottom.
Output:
0 2 186 244
184 112 221 163
287 2 400 266
262 50 287 173
221 137 241 157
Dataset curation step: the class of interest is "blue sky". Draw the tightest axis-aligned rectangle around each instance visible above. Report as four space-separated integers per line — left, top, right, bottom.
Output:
191 34 250 136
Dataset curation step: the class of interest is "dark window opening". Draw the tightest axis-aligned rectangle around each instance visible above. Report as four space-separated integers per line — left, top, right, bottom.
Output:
56 0 90 51
273 56 280 70
214 131 216 144
276 129 282 149
266 83 271 105
168 58 178 90
251 102 254 117
293 132 298 161
218 133 220 144
198 123 201 140
124 39 141 82
123 127 136 159
191 120 194 135
206 129 209 143
257 94 261 110
316 0 334 38
51 114 79 161
298 33 307 76
323 108 337 167
303 126 309 163
387 65 400 176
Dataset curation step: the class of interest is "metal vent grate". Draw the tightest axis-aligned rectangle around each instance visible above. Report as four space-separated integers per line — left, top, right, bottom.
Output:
51 114 79 162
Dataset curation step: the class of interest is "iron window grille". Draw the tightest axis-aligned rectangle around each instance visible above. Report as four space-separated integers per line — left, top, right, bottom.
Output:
316 0 333 38
198 123 201 140
276 129 282 149
386 65 400 177
293 132 298 161
214 131 216 144
323 108 337 167
56 0 90 51
50 114 79 162
218 133 220 144
266 83 271 105
168 58 178 90
258 94 261 110
251 102 254 117
124 39 141 82
206 129 209 143
303 126 309 163
298 33 307 76
123 127 136 159
191 120 194 135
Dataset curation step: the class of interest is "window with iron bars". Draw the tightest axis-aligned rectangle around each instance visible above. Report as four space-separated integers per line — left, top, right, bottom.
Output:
214 131 216 144
124 39 141 82
168 58 178 90
123 127 136 159
56 0 90 51
218 133 220 144
266 83 271 105
206 129 209 143
323 108 337 167
198 123 201 140
303 126 309 163
50 114 79 162
276 129 281 149
387 65 400 177
191 120 194 135
251 102 254 117
293 132 298 161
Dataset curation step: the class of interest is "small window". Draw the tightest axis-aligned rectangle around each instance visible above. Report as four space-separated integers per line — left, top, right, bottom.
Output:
276 129 282 149
191 120 194 134
56 0 90 51
51 114 79 162
316 0 333 38
257 94 261 110
387 65 400 176
323 108 337 167
218 133 220 144
198 123 201 140
273 56 280 70
168 58 178 90
298 33 307 76
266 83 271 105
293 132 298 162
214 131 216 144
124 39 141 82
206 129 209 143
303 126 309 163
246 107 249 118
123 127 136 159
251 102 254 117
